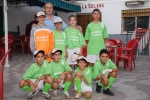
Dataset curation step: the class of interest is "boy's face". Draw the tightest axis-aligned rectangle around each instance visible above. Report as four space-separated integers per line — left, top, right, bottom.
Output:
55 22 62 30
69 17 77 26
92 11 100 20
100 53 109 64
34 53 45 65
45 3 53 15
52 52 62 62
77 60 87 69
37 16 46 24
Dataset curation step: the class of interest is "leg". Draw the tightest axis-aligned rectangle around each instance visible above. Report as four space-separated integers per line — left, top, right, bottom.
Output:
64 74 72 92
43 76 53 93
19 80 31 92
85 91 92 100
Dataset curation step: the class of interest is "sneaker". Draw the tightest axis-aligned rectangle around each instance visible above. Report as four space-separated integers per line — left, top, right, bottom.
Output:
53 90 58 96
96 83 101 93
64 91 71 99
103 89 114 96
42 92 51 99
27 91 36 99
75 92 82 99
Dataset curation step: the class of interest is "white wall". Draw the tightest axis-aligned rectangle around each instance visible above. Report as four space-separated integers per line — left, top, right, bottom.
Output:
78 0 150 34
7 5 75 35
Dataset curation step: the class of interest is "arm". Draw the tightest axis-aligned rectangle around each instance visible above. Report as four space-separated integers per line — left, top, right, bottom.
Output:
82 75 89 85
30 28 36 53
85 25 90 41
92 63 101 80
103 24 109 42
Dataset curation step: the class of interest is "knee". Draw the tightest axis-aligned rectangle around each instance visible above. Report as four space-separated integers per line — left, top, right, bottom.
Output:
52 83 58 89
46 76 53 84
66 74 72 80
102 78 109 86
85 92 92 98
111 72 117 78
19 80 25 87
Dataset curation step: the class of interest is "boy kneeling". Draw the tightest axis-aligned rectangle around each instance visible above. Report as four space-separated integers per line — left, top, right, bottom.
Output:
50 48 72 99
93 49 118 96
19 50 53 99
74 56 92 100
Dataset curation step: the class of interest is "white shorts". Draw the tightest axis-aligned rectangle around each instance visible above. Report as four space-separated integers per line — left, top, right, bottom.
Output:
67 47 81 65
74 81 92 93
30 79 44 89
86 55 99 63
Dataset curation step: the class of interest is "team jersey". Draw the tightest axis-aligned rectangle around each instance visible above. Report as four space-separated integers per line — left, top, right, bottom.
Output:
30 24 54 62
64 26 86 49
74 67 92 86
49 59 72 79
85 22 108 55
92 59 117 79
22 60 50 80
53 30 67 60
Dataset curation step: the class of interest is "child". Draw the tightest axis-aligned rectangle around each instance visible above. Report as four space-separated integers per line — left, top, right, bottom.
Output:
30 11 54 62
92 49 118 96
19 50 53 99
50 48 72 99
74 56 92 100
64 15 86 66
53 17 67 60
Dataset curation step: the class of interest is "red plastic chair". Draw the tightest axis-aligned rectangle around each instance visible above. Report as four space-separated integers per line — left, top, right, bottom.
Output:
116 39 138 72
82 40 88 57
23 36 31 54
0 49 11 100
113 38 124 47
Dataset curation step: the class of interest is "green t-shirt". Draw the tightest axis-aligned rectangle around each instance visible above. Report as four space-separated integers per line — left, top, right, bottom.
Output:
64 27 86 49
92 59 116 79
22 60 50 80
53 30 67 60
85 22 108 55
74 67 92 86
50 59 72 79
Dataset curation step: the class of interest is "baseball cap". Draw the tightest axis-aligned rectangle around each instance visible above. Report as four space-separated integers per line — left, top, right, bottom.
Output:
33 50 45 56
36 11 46 17
52 48 62 54
77 56 87 62
54 17 63 24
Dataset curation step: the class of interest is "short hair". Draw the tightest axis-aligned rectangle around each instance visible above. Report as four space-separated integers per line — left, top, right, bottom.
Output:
44 2 53 8
52 50 62 56
99 49 108 56
92 9 101 14
68 15 76 21
34 50 45 58
77 59 87 63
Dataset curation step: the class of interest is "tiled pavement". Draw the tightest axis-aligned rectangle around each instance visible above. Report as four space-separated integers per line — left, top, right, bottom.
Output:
3 51 150 100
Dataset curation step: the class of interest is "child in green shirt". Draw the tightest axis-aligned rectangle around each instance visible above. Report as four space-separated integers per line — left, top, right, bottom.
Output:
64 15 86 66
93 49 118 96
19 50 53 99
73 56 92 100
50 48 72 99
53 17 67 60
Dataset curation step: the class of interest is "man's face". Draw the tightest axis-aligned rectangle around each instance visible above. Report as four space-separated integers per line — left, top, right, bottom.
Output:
100 53 109 64
52 52 62 62
45 3 53 15
34 53 45 65
36 16 46 24
55 22 62 30
92 11 100 20
77 60 87 69
69 17 77 26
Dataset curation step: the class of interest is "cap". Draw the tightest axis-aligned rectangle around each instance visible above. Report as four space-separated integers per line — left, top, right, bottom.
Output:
77 56 87 62
36 11 46 17
33 50 44 56
52 48 62 54
54 17 63 23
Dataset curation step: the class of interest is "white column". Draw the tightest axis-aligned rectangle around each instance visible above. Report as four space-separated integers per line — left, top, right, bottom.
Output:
4 0 10 67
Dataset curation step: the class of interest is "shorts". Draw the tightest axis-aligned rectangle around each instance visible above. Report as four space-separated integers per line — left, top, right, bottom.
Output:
67 47 81 65
74 81 92 93
86 55 99 63
30 79 44 89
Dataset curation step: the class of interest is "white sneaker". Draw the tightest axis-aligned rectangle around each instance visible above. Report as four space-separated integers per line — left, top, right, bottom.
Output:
64 91 71 99
27 92 35 99
53 90 58 96
75 92 82 99
42 92 50 99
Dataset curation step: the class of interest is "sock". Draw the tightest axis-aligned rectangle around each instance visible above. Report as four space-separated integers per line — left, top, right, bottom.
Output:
64 81 71 93
88 66 93 72
43 83 52 92
22 86 31 92
74 78 82 92
104 77 116 90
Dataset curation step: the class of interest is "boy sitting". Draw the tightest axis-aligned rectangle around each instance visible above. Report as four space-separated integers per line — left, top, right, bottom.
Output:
93 49 118 96
19 50 53 99
50 48 72 99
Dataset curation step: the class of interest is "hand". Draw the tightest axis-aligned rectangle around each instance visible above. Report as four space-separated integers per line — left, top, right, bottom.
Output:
60 73 65 80
46 52 51 58
34 79 39 88
76 25 82 32
79 51 82 56
75 71 83 78
32 24 37 28
57 78 62 83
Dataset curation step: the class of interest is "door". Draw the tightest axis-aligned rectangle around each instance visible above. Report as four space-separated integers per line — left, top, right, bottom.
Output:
0 6 3 38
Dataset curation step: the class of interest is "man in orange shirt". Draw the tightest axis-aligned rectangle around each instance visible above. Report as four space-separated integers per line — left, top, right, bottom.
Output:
30 11 54 62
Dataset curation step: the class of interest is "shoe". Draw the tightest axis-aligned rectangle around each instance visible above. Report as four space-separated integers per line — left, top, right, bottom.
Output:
27 91 37 99
42 92 51 99
64 91 71 99
103 89 114 96
96 83 101 93
74 92 82 99
49 88 52 92
53 90 58 96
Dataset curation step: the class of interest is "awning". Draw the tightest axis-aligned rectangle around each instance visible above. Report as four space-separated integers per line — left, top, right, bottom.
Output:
26 0 81 12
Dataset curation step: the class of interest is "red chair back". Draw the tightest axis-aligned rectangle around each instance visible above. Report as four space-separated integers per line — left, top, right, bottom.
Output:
125 39 138 48
1 34 15 48
105 40 114 46
113 38 124 47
